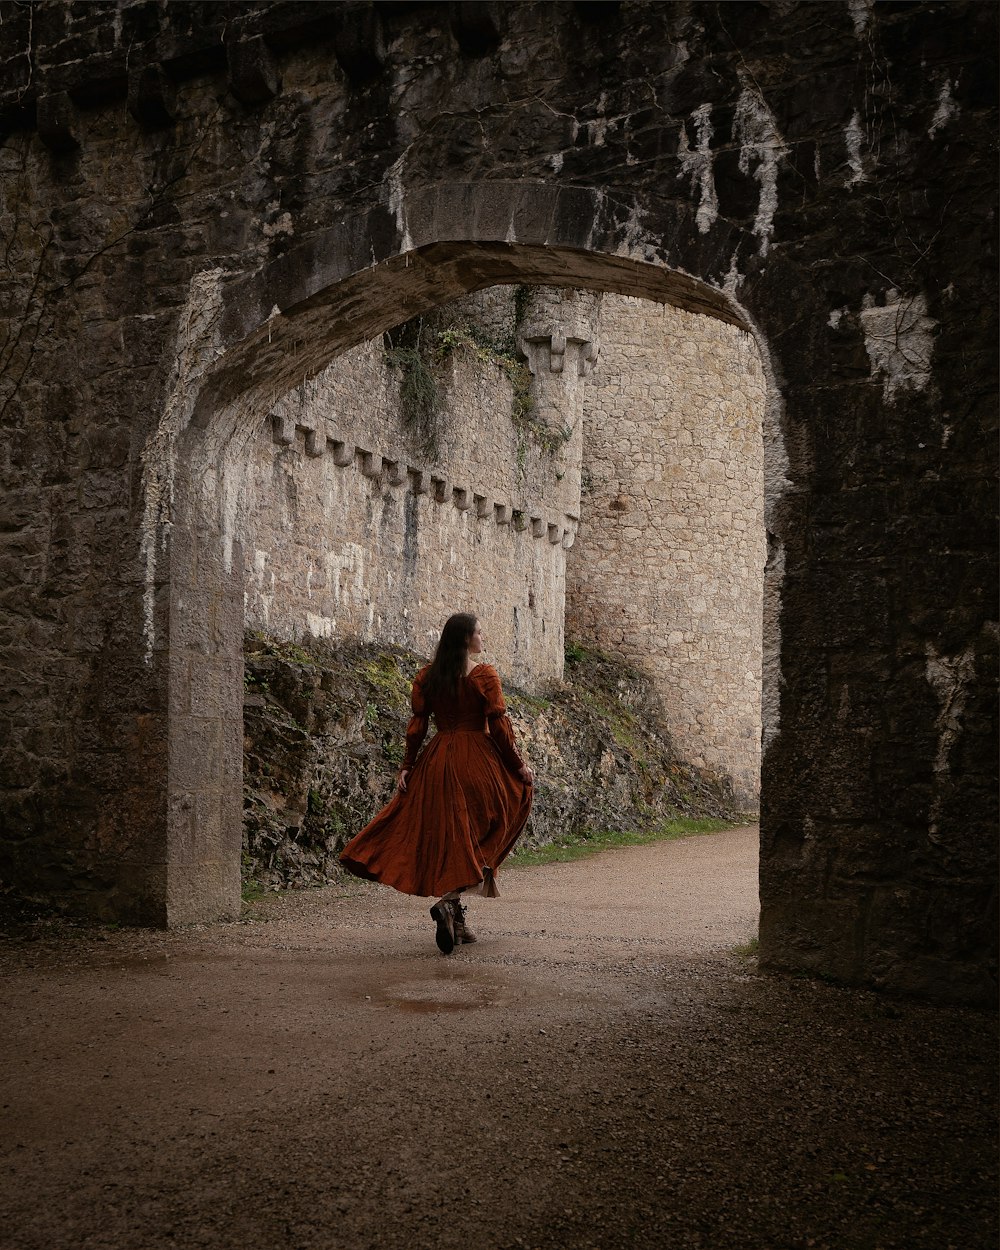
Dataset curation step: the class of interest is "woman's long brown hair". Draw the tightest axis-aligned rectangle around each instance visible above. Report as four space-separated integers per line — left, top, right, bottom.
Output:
423 613 477 704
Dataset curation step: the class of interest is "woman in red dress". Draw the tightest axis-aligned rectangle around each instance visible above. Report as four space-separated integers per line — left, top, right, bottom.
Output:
339 613 534 954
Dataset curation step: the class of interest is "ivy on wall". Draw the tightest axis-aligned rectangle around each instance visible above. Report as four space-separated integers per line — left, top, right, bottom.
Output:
382 287 571 464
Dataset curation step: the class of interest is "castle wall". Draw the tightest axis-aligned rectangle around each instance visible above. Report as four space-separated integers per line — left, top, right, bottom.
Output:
247 285 765 803
2 0 993 1001
241 322 580 688
568 297 766 803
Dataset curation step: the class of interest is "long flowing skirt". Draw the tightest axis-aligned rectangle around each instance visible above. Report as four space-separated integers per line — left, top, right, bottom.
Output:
339 729 532 898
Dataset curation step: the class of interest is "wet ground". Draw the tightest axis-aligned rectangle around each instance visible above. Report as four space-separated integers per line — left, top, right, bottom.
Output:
2 827 996 1250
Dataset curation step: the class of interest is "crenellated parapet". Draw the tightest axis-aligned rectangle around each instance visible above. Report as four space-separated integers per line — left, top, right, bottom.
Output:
513 291 603 514
269 412 578 549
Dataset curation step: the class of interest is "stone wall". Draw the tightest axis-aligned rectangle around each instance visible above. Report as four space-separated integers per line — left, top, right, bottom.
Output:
569 298 766 803
243 285 765 802
0 0 994 1002
242 292 580 689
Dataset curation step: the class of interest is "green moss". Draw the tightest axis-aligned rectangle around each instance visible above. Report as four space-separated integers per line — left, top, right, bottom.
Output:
382 736 404 765
512 284 533 329
506 689 552 714
383 310 569 457
508 818 743 867
362 654 413 710
383 320 440 458
244 634 317 668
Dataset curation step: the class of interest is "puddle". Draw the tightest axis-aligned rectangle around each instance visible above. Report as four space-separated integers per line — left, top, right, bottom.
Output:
362 965 515 1014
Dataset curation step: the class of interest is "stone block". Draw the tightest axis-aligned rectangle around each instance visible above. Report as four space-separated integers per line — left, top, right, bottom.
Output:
166 857 240 925
226 35 281 106
127 62 176 129
187 655 244 721
449 2 502 56
472 181 521 243
37 92 80 152
168 716 223 793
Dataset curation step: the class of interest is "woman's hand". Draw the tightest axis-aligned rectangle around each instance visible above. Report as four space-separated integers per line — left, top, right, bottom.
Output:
397 769 410 792
519 764 534 786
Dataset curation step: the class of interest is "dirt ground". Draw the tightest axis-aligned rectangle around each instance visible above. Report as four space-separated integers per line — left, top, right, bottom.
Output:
2 827 996 1250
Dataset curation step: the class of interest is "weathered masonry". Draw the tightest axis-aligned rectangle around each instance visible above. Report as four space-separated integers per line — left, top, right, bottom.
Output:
248 285 765 803
0 1 995 1005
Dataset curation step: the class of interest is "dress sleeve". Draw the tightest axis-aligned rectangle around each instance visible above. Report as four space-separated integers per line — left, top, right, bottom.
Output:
401 672 430 770
475 665 526 775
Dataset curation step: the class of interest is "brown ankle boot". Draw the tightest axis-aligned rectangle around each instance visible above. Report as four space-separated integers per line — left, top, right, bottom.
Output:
430 901 455 954
451 898 477 944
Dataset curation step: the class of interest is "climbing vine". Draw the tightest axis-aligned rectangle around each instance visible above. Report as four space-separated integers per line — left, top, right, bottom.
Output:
382 288 571 463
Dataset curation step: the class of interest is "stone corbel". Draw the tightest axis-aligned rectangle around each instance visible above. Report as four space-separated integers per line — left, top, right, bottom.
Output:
331 441 355 467
578 340 599 377
410 468 431 495
511 510 528 532
359 450 383 478
474 495 493 518
530 517 546 538
547 523 562 544
494 504 512 525
562 526 577 550
519 325 600 379
384 459 407 486
518 325 568 375
272 413 295 446
304 427 325 457
432 477 451 504
37 92 80 153
453 487 472 511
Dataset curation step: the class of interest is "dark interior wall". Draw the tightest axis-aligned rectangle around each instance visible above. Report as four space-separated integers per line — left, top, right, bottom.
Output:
0 1 995 1000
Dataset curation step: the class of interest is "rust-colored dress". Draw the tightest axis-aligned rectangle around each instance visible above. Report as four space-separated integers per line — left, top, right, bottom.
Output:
339 663 532 898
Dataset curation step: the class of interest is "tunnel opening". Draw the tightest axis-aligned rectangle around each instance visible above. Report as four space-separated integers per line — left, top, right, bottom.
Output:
236 279 767 891
164 235 779 918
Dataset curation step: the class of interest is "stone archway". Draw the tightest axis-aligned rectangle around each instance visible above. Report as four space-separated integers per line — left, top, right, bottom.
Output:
150 182 787 927
2 0 993 1003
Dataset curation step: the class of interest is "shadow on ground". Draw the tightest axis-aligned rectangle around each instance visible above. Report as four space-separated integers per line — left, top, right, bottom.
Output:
2 829 996 1250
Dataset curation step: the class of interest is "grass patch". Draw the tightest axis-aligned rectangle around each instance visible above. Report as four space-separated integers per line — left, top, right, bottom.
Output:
508 817 743 868
506 689 552 714
240 880 271 904
732 935 760 958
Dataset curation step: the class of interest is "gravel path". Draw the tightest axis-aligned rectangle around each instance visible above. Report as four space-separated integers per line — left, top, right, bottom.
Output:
2 827 996 1250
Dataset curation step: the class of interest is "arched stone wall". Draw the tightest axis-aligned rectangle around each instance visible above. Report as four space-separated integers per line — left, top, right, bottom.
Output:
0 1 994 1003
158 218 780 931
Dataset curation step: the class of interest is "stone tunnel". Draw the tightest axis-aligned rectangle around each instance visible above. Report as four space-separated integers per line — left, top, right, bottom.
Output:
0 0 995 1006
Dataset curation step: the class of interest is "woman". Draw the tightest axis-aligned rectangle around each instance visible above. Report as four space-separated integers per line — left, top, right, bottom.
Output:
340 614 534 954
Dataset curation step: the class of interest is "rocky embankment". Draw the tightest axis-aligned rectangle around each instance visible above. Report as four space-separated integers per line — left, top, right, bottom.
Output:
243 635 748 889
